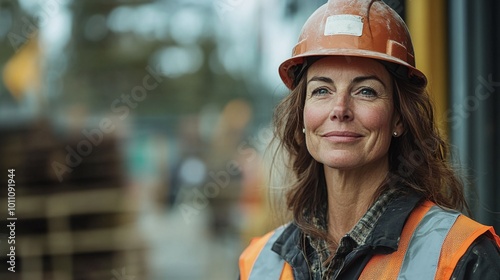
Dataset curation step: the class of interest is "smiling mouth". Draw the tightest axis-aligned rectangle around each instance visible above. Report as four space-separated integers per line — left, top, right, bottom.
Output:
321 131 363 142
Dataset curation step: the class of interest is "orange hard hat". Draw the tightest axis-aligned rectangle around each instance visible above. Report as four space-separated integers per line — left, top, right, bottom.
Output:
279 0 427 89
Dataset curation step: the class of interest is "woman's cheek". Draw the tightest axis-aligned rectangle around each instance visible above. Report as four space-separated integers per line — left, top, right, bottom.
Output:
303 103 327 129
358 105 391 131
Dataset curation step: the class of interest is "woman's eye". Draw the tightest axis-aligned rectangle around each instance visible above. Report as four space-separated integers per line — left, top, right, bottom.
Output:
358 88 377 97
311 88 329 96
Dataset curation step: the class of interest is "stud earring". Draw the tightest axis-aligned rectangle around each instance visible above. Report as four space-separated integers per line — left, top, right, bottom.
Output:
302 128 305 134
393 131 398 137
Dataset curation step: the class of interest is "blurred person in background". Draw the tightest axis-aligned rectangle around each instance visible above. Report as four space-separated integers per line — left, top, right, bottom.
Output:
239 0 500 279
168 115 207 208
207 99 252 239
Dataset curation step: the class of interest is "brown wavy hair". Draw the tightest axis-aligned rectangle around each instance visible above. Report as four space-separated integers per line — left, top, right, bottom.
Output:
272 64 469 241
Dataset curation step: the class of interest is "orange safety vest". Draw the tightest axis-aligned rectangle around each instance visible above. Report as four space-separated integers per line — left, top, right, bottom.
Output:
239 201 500 280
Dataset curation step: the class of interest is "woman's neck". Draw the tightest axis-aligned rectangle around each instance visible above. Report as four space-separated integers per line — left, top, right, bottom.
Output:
324 159 389 242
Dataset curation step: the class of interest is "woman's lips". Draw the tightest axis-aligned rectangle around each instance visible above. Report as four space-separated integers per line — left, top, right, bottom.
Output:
321 131 363 142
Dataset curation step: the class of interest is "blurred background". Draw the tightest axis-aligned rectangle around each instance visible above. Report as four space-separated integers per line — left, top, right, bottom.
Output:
0 0 498 279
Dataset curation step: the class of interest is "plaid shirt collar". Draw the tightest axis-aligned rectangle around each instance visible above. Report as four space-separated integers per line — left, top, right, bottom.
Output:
306 188 399 278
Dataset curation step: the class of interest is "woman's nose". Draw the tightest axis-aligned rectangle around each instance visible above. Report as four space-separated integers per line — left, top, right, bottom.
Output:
329 93 353 122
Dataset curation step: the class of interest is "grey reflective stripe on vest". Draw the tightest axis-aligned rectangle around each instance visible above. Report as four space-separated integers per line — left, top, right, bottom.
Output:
249 225 287 280
398 205 460 280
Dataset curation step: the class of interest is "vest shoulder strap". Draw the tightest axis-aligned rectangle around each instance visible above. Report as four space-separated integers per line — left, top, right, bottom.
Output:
239 226 293 280
436 214 500 279
239 231 274 280
360 201 496 279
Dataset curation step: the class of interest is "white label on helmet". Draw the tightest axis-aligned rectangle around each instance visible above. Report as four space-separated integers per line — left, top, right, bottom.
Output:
324 15 363 36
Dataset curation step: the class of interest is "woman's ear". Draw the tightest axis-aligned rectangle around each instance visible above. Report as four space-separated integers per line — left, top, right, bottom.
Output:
392 111 405 136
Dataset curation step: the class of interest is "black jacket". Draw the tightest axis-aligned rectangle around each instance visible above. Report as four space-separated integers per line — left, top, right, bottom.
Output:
270 192 500 279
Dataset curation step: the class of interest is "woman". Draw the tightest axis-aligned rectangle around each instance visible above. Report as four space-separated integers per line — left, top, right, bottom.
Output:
239 0 500 279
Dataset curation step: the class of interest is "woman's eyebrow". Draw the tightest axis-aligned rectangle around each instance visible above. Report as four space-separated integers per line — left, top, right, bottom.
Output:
352 75 387 89
307 76 333 85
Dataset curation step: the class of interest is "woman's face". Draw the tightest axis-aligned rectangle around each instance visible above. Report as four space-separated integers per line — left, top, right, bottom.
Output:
303 56 401 171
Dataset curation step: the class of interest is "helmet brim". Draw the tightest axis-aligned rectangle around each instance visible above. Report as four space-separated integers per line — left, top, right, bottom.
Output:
279 50 427 90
